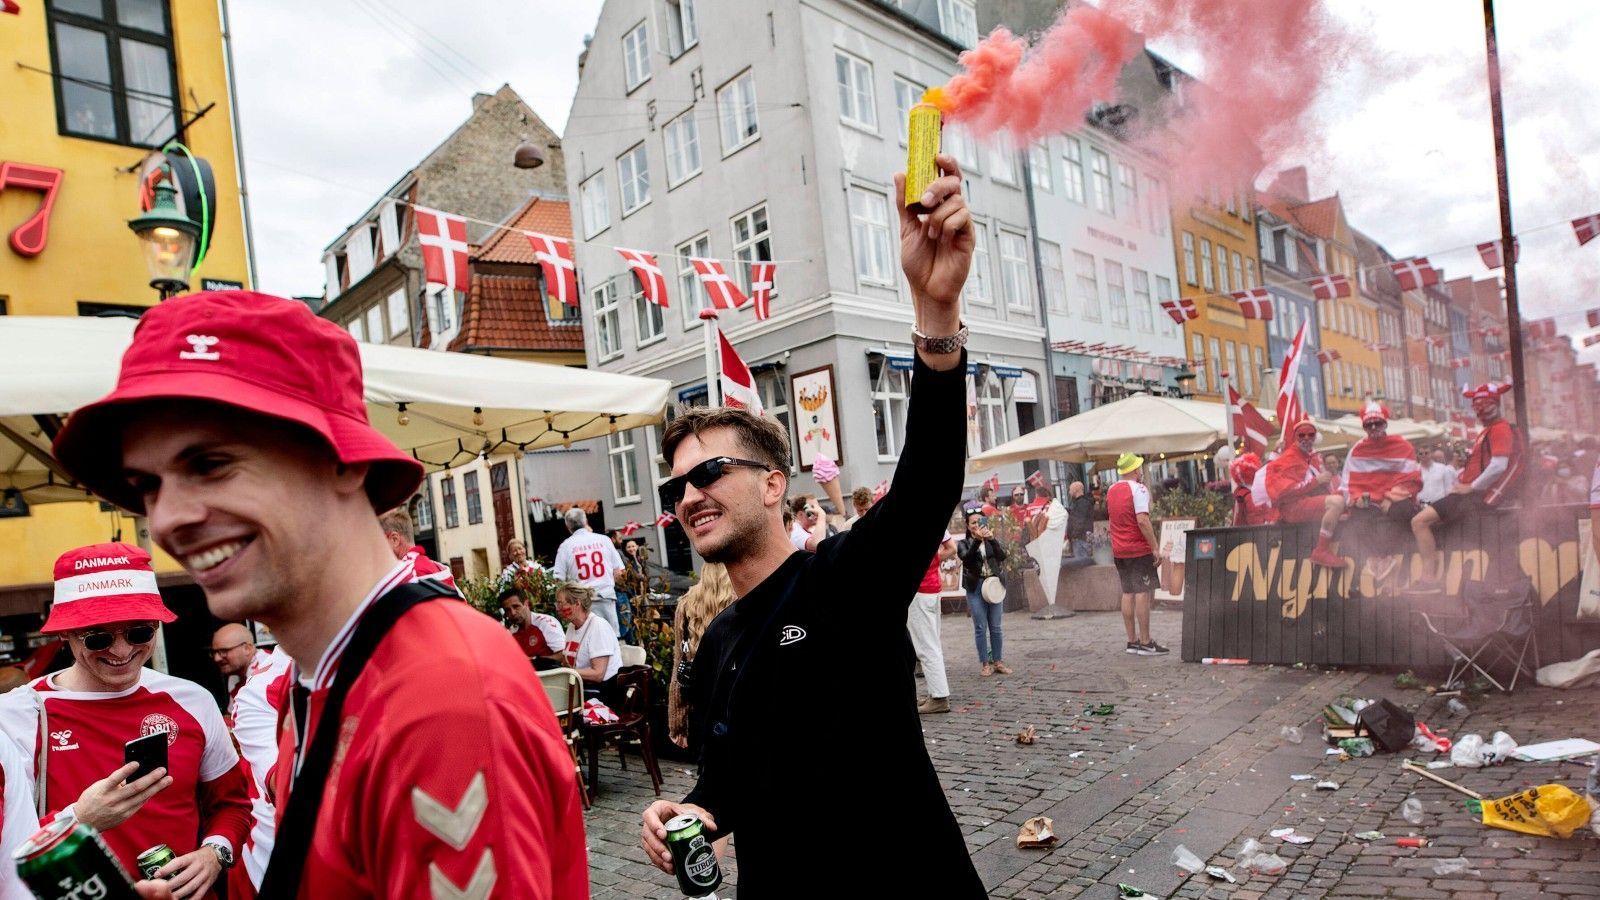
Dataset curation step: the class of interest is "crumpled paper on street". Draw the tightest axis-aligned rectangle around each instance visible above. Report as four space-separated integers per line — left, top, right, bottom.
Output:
1017 816 1056 849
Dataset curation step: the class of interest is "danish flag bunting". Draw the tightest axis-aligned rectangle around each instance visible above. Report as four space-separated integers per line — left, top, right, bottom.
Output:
1159 297 1198 324
1389 257 1440 290
620 521 642 537
717 327 765 415
617 248 669 307
1277 321 1308 428
1365 341 1391 352
982 474 1000 496
414 206 471 293
1475 238 1519 270
1422 335 1447 349
749 261 776 321
655 512 677 527
691 257 748 310
1226 382 1274 456
1587 308 1600 328
1307 274 1351 300
1573 213 1600 246
1584 334 1600 348
1525 318 1557 340
1315 348 1341 364
1448 357 1472 369
525 232 579 307
1233 289 1273 320
872 480 890 502
1027 470 1047 490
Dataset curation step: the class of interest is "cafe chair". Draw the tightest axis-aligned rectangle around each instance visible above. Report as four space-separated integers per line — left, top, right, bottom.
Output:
537 665 591 809
581 665 664 796
1416 581 1540 693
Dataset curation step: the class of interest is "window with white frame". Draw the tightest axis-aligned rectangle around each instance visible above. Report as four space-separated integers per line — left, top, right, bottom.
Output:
1216 246 1230 293
1253 345 1265 390
1191 334 1208 391
346 316 365 343
618 143 650 215
893 77 923 144
964 221 992 304
1062 138 1086 203
608 430 640 502
870 357 909 459
386 289 409 340
592 280 622 359
622 21 651 91
665 0 697 56
731 204 771 292
428 285 454 336
755 371 793 466
1040 240 1067 314
1074 250 1101 320
463 470 482 524
999 230 1031 310
1209 337 1221 384
937 0 978 47
1245 259 1256 288
1182 232 1197 285
1232 251 1244 294
834 50 877 130
718 70 759 154
1117 162 1138 222
633 279 664 344
1145 172 1168 235
440 476 459 528
987 138 1018 185
363 304 383 344
1199 239 1214 290
580 171 610 238
974 369 1008 452
1105 261 1128 326
944 123 978 172
414 490 433 531
676 233 710 327
663 111 701 187
1131 268 1153 332
848 186 894 287
1089 147 1113 214
1029 141 1052 192
1155 275 1175 336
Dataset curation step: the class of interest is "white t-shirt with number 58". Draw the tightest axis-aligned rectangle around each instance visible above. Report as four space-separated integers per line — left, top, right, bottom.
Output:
552 528 625 598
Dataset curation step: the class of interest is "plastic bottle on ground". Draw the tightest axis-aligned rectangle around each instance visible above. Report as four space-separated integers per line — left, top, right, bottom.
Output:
1401 797 1424 825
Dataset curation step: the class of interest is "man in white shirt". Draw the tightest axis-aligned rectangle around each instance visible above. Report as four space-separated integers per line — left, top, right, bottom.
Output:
788 495 827 551
1417 447 1459 504
551 507 625 633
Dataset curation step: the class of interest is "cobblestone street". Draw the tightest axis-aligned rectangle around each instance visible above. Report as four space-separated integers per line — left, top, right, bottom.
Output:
584 608 1600 898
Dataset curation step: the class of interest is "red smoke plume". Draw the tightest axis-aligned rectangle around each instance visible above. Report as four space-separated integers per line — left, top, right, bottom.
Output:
932 0 1359 199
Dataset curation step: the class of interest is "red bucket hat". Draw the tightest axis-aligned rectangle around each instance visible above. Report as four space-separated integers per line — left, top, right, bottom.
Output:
52 291 423 514
1360 400 1391 424
1292 417 1318 438
45 543 176 634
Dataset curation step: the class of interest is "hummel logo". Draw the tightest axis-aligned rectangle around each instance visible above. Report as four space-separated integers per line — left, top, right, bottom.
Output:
778 625 807 646
50 730 78 751
179 334 220 360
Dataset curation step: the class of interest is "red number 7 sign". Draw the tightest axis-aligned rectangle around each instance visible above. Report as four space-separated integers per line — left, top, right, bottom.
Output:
1 162 65 258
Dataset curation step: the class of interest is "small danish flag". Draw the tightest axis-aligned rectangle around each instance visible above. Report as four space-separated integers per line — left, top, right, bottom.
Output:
1364 341 1391 352
620 521 641 536
1159 297 1198 324
618 248 669 307
1307 274 1351 300
1525 318 1557 340
1026 470 1047 489
1587 308 1600 328
1572 213 1600 247
1422 335 1447 349
1315 348 1340 364
1584 334 1600 348
691 258 748 310
872 480 890 502
982 474 1000 495
1232 289 1273 320
1449 357 1472 369
526 232 578 307
749 261 776 321
654 512 677 527
414 206 470 294
1388 257 1440 291
1475 238 1518 270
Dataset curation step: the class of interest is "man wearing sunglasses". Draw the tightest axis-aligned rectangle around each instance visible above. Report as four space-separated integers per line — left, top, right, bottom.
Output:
1343 401 1422 527
639 155 985 896
0 543 252 899
1264 418 1348 569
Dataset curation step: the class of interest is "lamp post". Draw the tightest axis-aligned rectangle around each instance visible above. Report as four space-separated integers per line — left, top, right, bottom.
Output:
1174 370 1197 400
127 165 199 300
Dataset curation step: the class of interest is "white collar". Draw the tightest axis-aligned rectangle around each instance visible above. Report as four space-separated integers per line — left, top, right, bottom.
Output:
298 559 413 691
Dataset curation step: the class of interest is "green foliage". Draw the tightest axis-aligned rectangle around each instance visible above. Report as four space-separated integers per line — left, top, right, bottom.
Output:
1152 488 1231 529
984 511 1032 578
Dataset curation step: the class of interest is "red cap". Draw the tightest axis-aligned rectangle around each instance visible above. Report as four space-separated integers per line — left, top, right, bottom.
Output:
45 543 176 633
1360 400 1391 424
52 291 423 514
1462 381 1512 401
1292 418 1318 437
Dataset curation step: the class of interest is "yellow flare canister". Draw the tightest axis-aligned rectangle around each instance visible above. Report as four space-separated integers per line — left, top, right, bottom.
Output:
903 101 942 207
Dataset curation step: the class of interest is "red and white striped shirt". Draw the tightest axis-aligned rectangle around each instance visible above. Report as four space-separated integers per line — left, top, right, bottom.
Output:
1344 434 1422 502
230 649 293 897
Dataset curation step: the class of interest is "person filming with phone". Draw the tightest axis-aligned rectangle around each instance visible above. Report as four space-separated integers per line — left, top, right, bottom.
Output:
0 543 251 898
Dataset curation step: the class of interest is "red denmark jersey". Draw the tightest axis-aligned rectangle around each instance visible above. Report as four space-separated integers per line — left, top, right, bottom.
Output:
1459 419 1522 505
267 563 588 899
1107 480 1154 558
0 669 251 873
1264 444 1325 506
918 532 952 593
230 650 294 897
402 545 459 594
1344 434 1422 501
512 612 565 659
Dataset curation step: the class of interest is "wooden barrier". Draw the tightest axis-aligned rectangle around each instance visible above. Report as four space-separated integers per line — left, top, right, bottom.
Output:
1180 503 1600 667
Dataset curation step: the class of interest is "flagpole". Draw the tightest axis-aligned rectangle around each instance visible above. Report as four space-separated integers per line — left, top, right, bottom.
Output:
1221 372 1236 448
1482 0 1529 434
699 308 722 406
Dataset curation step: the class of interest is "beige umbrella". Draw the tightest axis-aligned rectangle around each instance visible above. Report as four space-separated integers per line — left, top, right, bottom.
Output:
970 394 1229 470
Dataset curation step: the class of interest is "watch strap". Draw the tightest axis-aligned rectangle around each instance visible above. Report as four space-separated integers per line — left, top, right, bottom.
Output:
911 323 968 355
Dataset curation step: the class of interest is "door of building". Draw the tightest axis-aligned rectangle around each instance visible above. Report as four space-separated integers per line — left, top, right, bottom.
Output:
490 461 515 557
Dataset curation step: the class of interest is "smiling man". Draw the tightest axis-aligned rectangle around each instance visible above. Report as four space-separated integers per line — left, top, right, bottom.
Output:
638 156 985 896
0 543 251 898
48 291 587 899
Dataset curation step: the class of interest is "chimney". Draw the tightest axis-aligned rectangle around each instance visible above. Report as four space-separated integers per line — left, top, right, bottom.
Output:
472 92 493 112
1270 166 1309 204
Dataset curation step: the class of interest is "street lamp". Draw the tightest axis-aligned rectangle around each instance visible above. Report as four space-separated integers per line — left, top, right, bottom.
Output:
127 165 199 300
1174 370 1197 399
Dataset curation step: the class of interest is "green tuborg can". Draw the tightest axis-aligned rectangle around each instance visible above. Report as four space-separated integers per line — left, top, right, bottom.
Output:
14 818 139 900
664 813 722 897
136 844 175 879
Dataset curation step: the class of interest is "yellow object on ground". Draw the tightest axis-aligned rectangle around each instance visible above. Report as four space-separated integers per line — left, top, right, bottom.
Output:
1481 784 1590 838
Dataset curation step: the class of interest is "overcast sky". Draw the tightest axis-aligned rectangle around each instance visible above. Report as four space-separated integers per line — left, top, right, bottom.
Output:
230 0 1599 365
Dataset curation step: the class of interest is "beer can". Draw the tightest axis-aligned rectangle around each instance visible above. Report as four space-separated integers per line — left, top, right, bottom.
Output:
14 818 139 900
664 813 722 897
903 102 942 207
136 843 176 879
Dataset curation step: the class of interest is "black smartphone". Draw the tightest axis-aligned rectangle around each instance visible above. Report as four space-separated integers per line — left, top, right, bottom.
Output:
124 732 168 781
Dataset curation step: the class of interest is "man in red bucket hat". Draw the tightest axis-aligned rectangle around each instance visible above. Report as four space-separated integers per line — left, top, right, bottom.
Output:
0 542 251 896
50 291 587 899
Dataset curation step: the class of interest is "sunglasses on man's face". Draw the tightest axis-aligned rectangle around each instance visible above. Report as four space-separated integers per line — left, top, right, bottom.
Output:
659 457 773 510
77 625 157 653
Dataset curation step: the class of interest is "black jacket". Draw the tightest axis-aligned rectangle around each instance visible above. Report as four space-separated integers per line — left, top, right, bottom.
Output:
682 353 984 897
1067 494 1094 537
956 536 1007 590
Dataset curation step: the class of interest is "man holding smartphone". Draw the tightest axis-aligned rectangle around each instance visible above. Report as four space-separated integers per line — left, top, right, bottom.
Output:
0 543 251 898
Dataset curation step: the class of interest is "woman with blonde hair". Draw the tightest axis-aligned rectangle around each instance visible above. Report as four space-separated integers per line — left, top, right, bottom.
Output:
668 563 736 749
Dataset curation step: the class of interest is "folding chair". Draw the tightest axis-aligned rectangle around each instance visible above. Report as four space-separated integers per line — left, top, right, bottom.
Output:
1416 582 1541 693
537 665 591 809
581 665 664 797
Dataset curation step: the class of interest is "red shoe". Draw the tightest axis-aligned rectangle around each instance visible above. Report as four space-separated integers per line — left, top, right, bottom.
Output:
1310 547 1346 569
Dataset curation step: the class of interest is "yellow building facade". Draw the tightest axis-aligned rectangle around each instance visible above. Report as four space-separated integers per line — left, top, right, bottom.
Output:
1171 192 1269 409
0 0 251 588
1291 196 1381 417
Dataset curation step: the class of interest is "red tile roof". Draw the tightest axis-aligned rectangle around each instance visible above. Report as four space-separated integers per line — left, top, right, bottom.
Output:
476 194 573 264
450 271 584 353
1289 196 1341 240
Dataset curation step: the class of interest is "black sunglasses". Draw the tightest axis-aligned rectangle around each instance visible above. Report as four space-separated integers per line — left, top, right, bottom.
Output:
78 625 157 652
659 457 773 510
